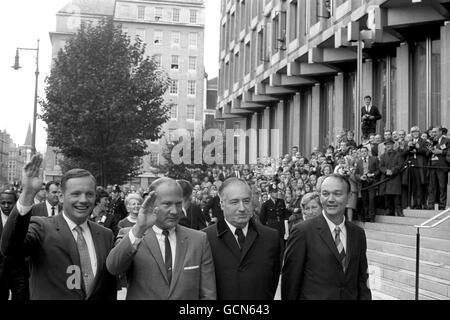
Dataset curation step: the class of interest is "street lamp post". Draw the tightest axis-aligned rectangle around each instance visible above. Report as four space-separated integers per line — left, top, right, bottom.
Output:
12 39 40 155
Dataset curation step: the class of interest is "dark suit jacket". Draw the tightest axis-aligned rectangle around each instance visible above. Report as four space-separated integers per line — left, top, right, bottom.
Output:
355 156 380 186
203 218 281 300
259 199 290 238
281 214 371 300
30 201 63 217
379 150 403 195
0 207 117 300
106 225 216 300
405 137 429 184
427 137 449 171
361 105 382 131
179 202 208 230
0 218 29 299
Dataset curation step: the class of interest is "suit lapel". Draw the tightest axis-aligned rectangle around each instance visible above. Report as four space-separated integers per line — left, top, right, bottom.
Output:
142 229 169 283
345 221 355 270
316 215 341 263
86 221 103 297
169 226 189 294
217 219 241 261
240 226 257 264
55 214 80 267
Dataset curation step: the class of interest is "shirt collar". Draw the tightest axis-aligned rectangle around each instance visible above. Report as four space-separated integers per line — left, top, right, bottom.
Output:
152 224 175 237
322 210 346 235
224 219 248 237
62 212 89 232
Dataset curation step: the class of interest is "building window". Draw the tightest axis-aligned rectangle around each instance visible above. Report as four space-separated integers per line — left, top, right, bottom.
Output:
136 28 145 41
172 31 181 46
190 10 197 23
289 0 298 41
169 79 178 95
155 7 163 21
189 32 198 47
173 8 180 22
187 80 196 95
149 152 159 166
137 6 145 20
273 11 286 52
188 56 197 71
171 55 179 70
187 104 195 120
154 30 163 45
152 54 162 67
169 104 178 119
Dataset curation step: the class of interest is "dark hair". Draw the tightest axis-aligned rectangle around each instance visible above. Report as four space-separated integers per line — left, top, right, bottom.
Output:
1 189 18 202
319 174 351 194
95 190 110 205
61 169 96 193
45 181 60 192
176 179 193 198
364 95 372 100
218 177 250 199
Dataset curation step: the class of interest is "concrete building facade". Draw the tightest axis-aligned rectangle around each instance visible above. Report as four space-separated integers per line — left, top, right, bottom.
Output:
216 0 450 162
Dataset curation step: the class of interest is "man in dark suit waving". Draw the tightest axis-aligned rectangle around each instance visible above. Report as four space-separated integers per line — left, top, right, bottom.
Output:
203 178 281 300
1 155 117 300
282 174 371 300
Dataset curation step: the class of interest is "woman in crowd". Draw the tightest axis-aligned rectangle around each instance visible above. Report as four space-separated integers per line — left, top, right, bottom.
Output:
118 193 143 229
301 192 322 221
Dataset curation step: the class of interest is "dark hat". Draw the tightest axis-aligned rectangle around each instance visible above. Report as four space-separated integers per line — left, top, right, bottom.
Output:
268 184 278 193
384 139 395 145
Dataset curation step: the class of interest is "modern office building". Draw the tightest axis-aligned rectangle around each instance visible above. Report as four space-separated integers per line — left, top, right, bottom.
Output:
216 0 450 162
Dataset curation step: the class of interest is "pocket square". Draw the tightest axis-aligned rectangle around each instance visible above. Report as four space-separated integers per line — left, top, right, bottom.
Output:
183 265 199 270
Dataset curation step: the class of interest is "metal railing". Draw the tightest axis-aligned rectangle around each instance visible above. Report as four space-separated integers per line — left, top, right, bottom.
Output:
413 207 450 300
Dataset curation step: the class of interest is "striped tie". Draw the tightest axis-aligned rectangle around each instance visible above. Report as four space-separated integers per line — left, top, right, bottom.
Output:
74 226 94 296
334 226 347 272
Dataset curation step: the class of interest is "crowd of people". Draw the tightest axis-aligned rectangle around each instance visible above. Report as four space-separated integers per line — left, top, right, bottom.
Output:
0 121 448 300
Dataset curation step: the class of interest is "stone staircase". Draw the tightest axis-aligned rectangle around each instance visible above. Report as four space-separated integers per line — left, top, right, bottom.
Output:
356 209 450 300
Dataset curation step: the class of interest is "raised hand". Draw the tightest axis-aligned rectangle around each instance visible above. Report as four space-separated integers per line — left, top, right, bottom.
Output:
132 191 159 238
20 154 43 206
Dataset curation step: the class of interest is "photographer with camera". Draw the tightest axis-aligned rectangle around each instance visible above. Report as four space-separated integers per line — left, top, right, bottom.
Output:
361 96 382 140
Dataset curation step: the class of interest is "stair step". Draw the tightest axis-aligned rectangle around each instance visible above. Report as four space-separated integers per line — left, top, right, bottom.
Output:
403 209 443 218
374 215 450 228
367 249 450 281
363 222 450 240
367 238 450 265
364 229 450 252
368 262 450 297
371 290 399 300
372 277 448 300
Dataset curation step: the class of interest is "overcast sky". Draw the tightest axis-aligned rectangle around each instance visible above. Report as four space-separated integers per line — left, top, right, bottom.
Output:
0 0 220 154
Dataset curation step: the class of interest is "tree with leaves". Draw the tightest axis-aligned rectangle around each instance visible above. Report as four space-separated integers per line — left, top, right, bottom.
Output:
41 18 169 186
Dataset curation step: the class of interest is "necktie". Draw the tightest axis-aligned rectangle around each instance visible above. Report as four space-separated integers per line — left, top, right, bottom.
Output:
74 226 94 296
162 230 172 284
334 226 347 273
235 228 245 250
51 206 55 216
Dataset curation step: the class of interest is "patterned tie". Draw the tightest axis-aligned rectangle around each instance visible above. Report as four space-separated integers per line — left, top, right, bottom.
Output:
74 226 94 296
51 206 55 216
162 230 172 284
334 226 347 273
235 228 245 250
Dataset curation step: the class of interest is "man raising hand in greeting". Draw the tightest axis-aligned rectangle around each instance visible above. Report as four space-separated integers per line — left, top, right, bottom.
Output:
106 177 216 300
0 155 117 300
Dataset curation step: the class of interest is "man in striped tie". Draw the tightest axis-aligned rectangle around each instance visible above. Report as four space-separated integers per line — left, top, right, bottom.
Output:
282 174 371 300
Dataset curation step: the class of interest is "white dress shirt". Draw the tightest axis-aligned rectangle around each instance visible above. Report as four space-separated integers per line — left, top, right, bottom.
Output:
131 225 177 270
225 219 248 247
322 211 347 252
45 200 60 217
1 209 8 227
62 212 98 276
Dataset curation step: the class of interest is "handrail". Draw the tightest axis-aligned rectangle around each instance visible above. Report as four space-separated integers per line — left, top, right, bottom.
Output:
413 207 450 300
414 207 450 229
